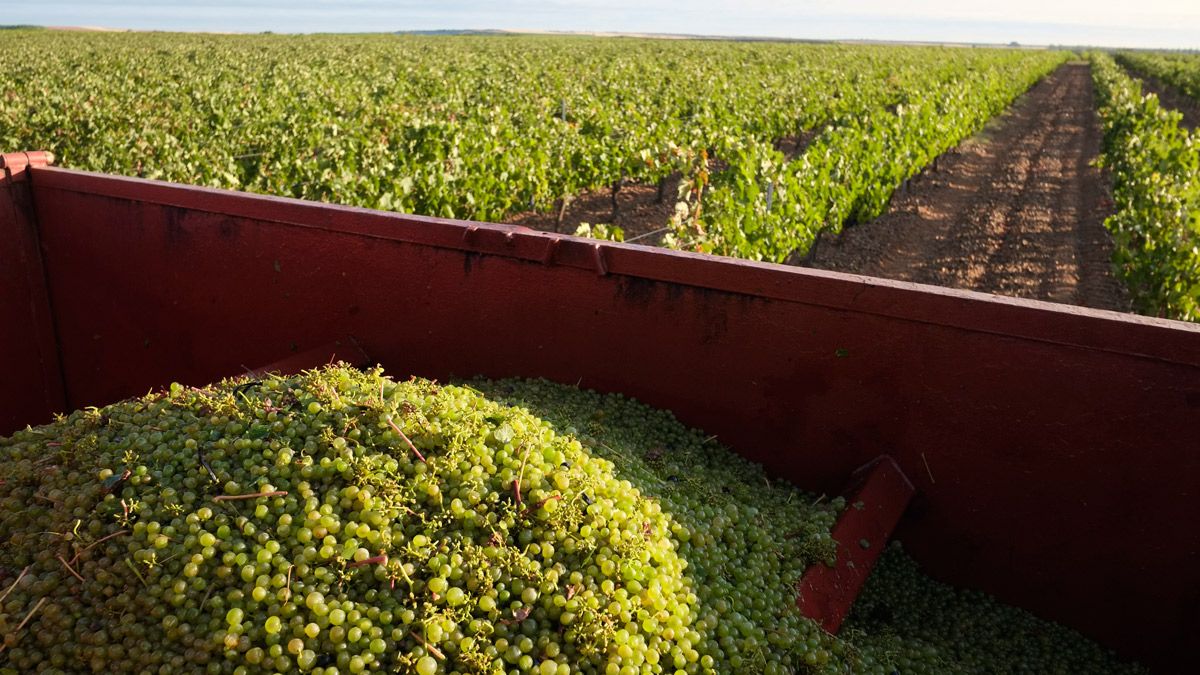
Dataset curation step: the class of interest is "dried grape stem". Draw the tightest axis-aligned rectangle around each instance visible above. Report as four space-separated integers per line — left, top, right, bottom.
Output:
212 490 288 502
410 630 446 660
70 529 129 564
386 417 427 463
197 449 219 482
0 597 47 654
56 555 85 582
0 566 30 604
348 554 388 568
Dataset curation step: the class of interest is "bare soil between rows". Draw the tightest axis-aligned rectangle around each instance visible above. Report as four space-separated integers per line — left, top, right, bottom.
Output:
504 178 680 244
503 133 817 244
806 63 1131 313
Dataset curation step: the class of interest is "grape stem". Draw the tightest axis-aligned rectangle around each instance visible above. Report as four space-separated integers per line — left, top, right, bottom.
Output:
0 597 46 654
0 566 30 604
56 555 85 582
386 417 427 463
212 490 288 501
283 564 294 605
197 448 219 482
199 584 215 611
348 554 388 568
514 442 531 506
409 630 445 660
69 529 129 564
522 494 562 517
124 558 149 588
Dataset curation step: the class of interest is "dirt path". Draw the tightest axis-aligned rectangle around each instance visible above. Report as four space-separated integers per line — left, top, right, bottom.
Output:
806 63 1130 313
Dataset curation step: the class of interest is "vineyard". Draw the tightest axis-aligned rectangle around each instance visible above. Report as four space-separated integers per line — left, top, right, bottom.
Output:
4 32 1198 318
1 31 1064 265
3 26 1200 675
1091 53 1200 320
1116 51 1200 104
6 29 1200 320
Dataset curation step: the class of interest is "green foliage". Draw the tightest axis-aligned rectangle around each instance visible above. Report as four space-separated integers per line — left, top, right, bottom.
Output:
1090 53 1200 321
572 223 624 242
672 53 1068 261
1 30 1062 263
1116 51 1200 103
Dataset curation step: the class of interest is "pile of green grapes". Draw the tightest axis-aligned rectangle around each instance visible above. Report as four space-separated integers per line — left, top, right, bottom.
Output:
476 379 1146 675
0 365 1142 674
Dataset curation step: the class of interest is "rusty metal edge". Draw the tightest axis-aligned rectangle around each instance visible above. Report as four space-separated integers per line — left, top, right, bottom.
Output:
28 165 1200 368
796 455 915 633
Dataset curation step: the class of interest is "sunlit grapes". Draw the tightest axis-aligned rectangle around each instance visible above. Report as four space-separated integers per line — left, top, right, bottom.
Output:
0 365 1144 674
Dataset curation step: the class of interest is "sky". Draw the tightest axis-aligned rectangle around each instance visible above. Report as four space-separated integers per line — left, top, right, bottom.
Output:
6 1 1199 50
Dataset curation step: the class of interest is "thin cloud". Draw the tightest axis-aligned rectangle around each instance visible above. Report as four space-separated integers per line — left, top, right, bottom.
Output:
7 1 1199 49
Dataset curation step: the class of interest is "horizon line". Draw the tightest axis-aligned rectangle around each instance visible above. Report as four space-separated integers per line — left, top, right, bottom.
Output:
6 24 1198 52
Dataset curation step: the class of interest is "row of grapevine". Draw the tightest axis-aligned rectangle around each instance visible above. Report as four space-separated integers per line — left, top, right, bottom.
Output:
1114 51 1200 103
1090 53 1200 321
668 52 1066 261
1 31 1063 262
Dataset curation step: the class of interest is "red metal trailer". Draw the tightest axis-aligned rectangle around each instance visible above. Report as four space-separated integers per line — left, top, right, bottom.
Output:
3 150 1198 672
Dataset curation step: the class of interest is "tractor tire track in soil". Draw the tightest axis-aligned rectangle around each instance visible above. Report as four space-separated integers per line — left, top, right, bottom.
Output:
806 63 1130 313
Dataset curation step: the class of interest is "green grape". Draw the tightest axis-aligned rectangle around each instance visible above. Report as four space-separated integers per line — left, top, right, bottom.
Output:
415 655 438 675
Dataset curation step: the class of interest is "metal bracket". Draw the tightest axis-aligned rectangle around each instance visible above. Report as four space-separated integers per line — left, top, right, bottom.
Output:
1 151 55 182
796 455 915 633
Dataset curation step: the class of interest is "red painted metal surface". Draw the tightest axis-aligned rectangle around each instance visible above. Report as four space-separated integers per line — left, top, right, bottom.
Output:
4 163 1200 670
246 339 370 379
0 151 64 433
797 456 915 633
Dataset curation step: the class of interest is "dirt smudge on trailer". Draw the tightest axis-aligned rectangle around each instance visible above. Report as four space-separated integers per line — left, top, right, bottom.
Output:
461 251 483 275
805 63 1130 314
217 216 238 238
613 277 766 345
615 276 659 307
698 294 730 345
162 205 190 246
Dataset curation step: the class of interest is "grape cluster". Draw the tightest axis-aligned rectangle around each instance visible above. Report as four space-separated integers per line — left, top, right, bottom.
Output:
1 367 703 674
0 366 1144 674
